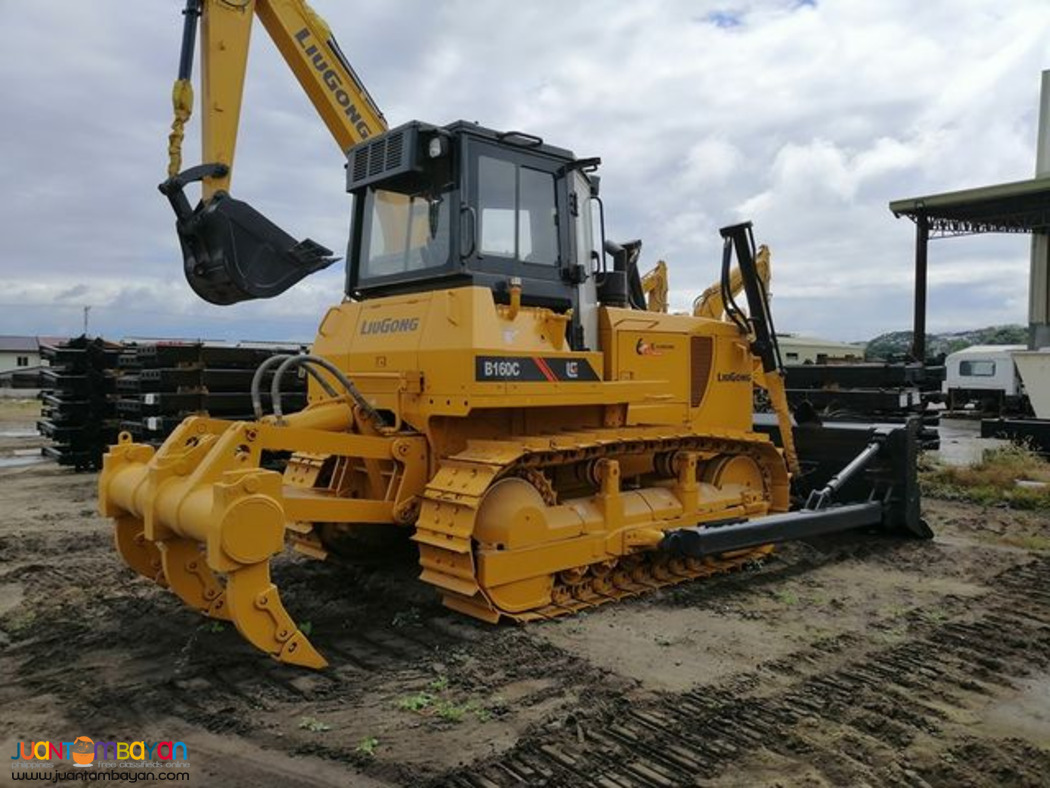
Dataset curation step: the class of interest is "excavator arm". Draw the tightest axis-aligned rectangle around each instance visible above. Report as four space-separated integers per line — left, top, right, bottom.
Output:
693 245 771 320
161 0 387 305
640 260 669 313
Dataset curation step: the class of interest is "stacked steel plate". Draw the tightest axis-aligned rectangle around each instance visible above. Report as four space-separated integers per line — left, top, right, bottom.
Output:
37 336 122 470
39 339 309 470
115 342 308 443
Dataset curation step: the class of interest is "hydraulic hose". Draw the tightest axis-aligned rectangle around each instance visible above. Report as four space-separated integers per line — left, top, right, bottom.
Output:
270 354 386 429
250 354 337 421
167 0 202 179
720 237 748 334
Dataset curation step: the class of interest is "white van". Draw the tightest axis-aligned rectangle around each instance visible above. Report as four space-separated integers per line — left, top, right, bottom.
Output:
944 345 1026 413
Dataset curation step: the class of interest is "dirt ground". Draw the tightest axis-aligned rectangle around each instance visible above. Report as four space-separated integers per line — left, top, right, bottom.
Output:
1 400 1049 787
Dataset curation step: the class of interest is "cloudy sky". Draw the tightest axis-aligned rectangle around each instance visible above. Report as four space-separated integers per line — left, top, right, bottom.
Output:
1 0 1048 343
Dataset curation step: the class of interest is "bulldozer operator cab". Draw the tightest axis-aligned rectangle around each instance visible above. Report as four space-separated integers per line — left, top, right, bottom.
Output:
345 121 603 350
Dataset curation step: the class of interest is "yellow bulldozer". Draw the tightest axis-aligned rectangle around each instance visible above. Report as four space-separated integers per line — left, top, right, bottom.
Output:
98 0 930 669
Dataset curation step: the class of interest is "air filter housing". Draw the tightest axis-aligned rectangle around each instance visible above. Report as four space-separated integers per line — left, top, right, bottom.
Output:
346 122 431 192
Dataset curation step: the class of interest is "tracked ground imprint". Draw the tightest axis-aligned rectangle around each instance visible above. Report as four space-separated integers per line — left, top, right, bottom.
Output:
2 459 1049 787
432 558 1050 788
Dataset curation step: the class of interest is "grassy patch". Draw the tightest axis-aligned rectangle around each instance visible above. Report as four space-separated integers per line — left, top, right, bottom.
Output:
298 716 331 733
882 604 911 618
1004 533 1050 552
396 692 435 712
391 607 421 628
918 607 949 624
0 399 41 418
435 701 468 722
773 590 800 605
921 444 1050 509
875 624 908 643
436 700 490 722
355 736 379 757
3 609 36 635
395 688 491 724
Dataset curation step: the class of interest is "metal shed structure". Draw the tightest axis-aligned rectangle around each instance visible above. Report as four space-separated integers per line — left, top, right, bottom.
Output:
889 175 1050 361
889 70 1050 362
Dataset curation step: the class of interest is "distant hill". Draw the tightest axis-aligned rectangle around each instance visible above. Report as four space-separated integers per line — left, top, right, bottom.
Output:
864 325 1027 361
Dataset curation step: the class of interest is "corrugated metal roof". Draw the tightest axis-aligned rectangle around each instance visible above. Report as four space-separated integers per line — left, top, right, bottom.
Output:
777 334 865 351
945 344 1026 357
0 335 39 353
889 176 1050 235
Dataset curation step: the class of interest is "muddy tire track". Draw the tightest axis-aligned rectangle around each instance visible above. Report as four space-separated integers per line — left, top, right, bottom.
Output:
434 558 1050 788
2 455 1049 786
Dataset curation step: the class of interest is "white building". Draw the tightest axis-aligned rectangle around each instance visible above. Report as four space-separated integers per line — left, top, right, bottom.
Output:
777 334 866 365
0 335 41 374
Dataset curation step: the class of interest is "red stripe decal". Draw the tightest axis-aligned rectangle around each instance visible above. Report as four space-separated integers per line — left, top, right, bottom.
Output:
534 357 558 382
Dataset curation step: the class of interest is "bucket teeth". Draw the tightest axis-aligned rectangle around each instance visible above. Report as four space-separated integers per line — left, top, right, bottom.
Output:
114 515 167 588
225 562 327 669
159 538 232 621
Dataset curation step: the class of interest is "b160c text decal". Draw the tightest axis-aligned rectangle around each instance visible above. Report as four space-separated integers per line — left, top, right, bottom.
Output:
475 356 600 382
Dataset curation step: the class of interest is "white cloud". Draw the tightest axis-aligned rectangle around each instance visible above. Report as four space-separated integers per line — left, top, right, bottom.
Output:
0 0 1048 342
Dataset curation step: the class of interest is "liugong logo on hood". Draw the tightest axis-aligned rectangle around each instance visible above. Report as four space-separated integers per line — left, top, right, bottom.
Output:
360 317 420 335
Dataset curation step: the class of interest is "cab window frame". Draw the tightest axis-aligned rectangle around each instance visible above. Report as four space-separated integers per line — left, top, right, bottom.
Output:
467 142 564 283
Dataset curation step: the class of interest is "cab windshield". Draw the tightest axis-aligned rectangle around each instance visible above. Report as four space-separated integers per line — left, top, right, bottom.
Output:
360 187 451 280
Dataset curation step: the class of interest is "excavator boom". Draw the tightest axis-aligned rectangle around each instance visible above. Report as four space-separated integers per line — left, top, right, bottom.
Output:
162 0 387 305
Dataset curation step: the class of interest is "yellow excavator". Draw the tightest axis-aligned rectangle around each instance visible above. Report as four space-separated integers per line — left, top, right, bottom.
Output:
99 0 930 669
160 0 385 304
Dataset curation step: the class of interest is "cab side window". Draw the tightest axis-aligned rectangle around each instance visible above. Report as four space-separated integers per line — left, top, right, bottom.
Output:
478 155 558 265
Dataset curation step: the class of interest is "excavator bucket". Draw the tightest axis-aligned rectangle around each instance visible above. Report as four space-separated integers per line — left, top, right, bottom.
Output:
160 165 338 305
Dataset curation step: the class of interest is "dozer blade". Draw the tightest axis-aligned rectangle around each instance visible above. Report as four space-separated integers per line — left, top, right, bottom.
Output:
159 165 338 305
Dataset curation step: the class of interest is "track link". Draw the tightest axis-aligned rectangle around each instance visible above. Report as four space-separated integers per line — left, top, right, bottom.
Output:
413 426 789 622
